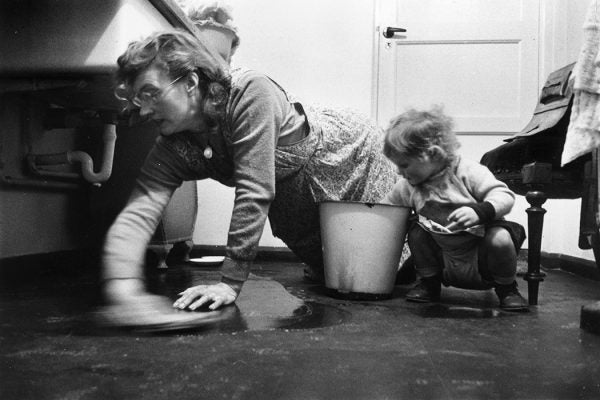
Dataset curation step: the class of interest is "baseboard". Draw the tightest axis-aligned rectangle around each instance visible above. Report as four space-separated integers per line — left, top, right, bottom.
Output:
191 245 301 262
195 247 600 281
3 247 598 282
522 250 600 281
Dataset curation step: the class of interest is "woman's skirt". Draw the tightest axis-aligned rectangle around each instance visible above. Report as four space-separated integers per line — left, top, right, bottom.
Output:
269 104 403 273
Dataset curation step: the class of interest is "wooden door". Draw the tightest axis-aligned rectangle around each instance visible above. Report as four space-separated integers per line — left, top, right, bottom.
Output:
374 0 540 134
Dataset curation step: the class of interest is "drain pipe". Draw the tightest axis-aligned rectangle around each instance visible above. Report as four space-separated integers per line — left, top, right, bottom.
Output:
69 123 116 184
28 123 117 186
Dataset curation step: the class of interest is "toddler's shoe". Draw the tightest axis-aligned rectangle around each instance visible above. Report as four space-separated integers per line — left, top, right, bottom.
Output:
495 281 528 311
406 276 441 302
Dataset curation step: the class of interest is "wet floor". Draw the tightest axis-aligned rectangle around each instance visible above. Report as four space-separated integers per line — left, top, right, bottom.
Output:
1 253 600 399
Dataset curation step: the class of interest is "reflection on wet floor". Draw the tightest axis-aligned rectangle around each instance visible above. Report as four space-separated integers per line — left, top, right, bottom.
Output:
0 262 533 336
1 274 352 336
411 303 507 319
0 257 356 338
234 280 352 332
125 277 353 335
90 300 350 336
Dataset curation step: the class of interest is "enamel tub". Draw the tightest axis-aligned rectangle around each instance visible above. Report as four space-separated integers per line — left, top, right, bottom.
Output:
319 201 411 299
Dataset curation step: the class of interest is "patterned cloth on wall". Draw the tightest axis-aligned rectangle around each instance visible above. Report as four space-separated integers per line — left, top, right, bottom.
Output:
562 0 600 166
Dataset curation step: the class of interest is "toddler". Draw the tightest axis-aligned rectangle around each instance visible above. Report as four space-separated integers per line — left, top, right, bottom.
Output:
383 107 528 311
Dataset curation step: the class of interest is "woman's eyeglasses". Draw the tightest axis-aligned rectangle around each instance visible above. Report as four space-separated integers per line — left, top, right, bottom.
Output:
130 75 184 108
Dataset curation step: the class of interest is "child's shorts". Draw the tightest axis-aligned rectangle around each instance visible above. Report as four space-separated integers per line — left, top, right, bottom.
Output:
487 220 526 253
430 220 526 290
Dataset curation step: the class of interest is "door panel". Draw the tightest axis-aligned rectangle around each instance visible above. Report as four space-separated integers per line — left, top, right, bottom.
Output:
375 0 540 133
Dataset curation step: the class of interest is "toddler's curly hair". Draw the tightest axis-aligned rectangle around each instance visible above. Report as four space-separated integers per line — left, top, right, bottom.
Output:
383 105 460 165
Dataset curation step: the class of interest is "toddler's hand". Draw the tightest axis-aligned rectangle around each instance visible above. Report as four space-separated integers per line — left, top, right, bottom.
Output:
445 206 479 231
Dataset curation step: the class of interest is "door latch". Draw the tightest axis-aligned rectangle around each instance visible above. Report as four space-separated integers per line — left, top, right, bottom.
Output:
382 27 407 38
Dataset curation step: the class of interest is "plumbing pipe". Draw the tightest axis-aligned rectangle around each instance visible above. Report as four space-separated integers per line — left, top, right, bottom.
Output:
68 123 116 184
29 123 117 186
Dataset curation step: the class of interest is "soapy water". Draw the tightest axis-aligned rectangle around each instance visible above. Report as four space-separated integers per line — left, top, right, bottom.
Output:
85 300 351 335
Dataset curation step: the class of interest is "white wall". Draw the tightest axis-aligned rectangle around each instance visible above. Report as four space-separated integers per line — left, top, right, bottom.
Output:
193 0 374 247
194 0 597 262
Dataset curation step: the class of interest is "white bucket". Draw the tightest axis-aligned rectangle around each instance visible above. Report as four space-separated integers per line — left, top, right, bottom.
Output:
319 201 411 298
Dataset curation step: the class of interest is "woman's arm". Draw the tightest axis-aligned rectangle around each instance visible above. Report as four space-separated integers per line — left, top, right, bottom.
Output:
463 159 515 219
102 183 176 281
173 72 289 311
221 73 285 282
102 141 185 289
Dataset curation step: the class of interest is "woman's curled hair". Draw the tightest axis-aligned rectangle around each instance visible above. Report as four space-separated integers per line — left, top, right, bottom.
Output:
114 29 231 123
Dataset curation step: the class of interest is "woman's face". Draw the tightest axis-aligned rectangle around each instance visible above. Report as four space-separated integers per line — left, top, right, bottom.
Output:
132 64 203 136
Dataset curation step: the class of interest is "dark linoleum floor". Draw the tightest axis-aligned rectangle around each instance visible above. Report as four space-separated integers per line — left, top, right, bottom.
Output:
1 253 600 400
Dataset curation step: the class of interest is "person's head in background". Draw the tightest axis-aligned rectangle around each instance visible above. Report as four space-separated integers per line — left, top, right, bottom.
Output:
177 0 240 63
383 106 461 186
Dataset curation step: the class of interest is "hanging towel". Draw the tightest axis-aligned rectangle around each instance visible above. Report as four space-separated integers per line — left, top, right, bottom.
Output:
562 0 600 166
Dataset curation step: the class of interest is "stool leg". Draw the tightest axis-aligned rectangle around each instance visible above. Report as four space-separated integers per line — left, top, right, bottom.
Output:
524 190 547 305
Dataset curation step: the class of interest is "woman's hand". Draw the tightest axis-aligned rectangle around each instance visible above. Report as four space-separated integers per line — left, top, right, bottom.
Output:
98 279 205 327
445 206 480 232
174 282 238 311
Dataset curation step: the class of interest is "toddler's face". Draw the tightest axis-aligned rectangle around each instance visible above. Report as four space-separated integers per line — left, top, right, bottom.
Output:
394 154 444 185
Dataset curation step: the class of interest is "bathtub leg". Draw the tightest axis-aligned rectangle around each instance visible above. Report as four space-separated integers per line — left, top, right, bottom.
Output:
171 240 194 263
149 244 173 270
